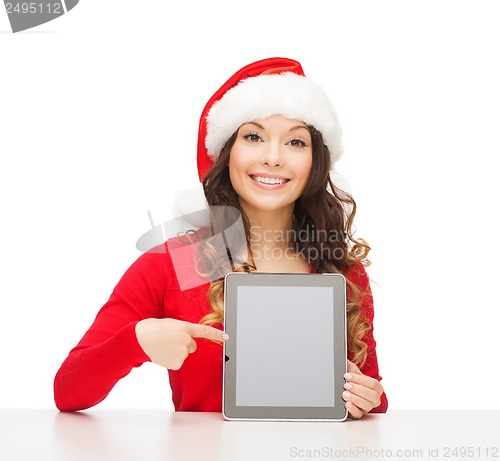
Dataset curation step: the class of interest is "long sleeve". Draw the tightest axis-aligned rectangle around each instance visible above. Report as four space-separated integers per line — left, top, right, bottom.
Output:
54 248 169 412
347 262 388 413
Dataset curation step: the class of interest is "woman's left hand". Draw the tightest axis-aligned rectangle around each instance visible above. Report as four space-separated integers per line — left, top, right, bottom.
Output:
343 360 384 419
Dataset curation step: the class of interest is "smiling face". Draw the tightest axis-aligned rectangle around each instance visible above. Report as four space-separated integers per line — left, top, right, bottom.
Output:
228 115 313 217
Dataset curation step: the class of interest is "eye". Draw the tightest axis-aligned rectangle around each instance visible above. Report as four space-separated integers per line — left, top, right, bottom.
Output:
288 138 308 148
243 132 262 143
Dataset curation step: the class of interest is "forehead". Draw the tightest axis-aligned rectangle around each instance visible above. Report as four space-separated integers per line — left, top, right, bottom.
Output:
240 115 309 131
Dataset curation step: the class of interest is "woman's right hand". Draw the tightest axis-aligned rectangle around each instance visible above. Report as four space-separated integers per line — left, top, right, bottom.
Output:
135 318 229 370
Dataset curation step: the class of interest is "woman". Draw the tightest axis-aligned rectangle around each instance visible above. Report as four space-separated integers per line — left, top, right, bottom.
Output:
54 57 388 418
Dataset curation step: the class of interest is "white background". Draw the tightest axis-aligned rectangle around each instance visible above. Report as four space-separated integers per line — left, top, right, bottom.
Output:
1 1 499 410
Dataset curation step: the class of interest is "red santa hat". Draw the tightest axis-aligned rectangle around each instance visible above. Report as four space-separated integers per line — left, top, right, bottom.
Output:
196 57 343 182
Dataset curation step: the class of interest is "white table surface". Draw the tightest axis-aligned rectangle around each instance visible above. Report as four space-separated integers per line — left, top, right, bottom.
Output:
1 409 499 461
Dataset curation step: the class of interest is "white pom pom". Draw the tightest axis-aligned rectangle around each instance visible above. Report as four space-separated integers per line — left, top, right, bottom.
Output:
171 184 209 227
330 171 352 194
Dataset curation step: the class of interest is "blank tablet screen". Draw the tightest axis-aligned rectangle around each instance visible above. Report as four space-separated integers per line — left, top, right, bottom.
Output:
236 285 334 407
223 272 347 421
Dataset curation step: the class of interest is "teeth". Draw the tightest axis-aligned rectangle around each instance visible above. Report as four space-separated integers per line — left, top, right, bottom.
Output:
252 175 288 185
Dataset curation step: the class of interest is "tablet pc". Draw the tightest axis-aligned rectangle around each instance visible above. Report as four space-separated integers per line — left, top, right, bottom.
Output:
223 272 347 421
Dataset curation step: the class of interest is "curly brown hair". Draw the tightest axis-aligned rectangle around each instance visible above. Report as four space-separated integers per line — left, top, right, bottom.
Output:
198 125 372 368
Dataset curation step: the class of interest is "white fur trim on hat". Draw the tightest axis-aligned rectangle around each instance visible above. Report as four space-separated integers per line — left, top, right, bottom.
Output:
205 72 343 165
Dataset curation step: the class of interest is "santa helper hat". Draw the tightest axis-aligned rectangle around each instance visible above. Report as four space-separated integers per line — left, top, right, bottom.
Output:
196 57 343 182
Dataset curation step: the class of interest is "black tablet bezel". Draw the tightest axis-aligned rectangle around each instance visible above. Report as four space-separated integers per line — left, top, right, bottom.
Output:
223 272 347 421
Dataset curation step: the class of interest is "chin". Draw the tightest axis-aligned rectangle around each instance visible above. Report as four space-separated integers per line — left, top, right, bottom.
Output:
245 198 296 214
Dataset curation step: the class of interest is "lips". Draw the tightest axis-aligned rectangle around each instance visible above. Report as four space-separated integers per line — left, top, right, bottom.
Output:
249 173 291 187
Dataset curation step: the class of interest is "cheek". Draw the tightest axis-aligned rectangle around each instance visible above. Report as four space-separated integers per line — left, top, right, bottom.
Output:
228 149 248 191
295 156 313 182
228 146 245 172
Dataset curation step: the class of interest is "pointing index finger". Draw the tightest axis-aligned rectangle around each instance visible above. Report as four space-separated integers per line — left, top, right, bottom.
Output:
188 323 229 342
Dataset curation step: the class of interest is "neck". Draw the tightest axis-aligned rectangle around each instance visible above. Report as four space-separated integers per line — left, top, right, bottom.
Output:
240 202 295 250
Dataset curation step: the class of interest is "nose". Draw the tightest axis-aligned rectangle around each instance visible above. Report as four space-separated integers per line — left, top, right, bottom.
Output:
261 141 283 167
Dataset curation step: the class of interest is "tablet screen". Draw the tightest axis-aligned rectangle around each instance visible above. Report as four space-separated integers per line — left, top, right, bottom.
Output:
223 272 347 421
236 286 334 407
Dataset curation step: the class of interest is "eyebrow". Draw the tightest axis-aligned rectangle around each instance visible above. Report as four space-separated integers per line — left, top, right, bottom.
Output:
246 121 309 132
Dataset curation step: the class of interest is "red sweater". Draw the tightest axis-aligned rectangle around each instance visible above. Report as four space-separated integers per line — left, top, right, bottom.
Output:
54 243 388 413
